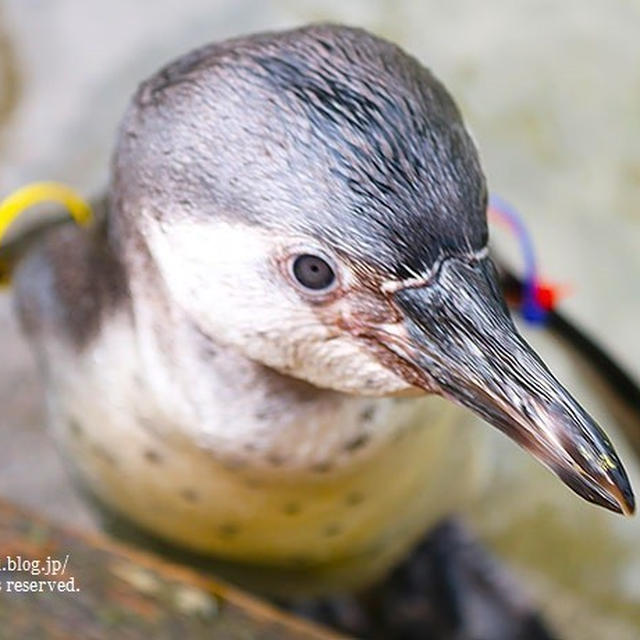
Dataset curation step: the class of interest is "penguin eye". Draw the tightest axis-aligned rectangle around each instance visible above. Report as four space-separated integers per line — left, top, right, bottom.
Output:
291 254 336 291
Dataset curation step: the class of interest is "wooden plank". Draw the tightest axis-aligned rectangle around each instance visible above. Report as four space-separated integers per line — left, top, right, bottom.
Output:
0 498 344 639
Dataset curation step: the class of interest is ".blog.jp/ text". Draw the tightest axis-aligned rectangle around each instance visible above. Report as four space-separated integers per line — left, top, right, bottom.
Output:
0 555 80 593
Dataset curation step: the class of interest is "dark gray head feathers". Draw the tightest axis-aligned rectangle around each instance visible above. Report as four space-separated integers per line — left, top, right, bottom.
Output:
113 24 488 279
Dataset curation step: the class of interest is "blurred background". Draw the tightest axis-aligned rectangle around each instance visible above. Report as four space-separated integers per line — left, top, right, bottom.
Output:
1 0 639 637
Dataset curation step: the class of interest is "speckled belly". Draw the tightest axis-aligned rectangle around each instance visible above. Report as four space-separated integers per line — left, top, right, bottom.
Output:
49 390 485 595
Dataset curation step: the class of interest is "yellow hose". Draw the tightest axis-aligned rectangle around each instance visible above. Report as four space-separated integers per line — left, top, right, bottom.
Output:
0 181 93 287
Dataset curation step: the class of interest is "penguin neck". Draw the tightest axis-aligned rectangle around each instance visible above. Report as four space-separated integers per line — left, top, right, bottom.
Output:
106 223 418 475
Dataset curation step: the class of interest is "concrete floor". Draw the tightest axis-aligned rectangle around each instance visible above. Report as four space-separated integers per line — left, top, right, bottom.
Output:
1 1 640 637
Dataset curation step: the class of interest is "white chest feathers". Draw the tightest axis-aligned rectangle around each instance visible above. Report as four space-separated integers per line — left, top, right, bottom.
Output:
37 311 482 593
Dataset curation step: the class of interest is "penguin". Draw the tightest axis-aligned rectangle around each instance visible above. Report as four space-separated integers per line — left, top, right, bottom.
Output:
11 24 634 596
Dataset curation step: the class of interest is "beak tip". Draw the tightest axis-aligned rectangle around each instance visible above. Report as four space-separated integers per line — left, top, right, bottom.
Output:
612 493 634 517
617 481 635 517
556 462 635 517
608 486 635 517
602 457 635 517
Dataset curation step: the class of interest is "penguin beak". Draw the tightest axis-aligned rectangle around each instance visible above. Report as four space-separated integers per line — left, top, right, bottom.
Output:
377 257 635 515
